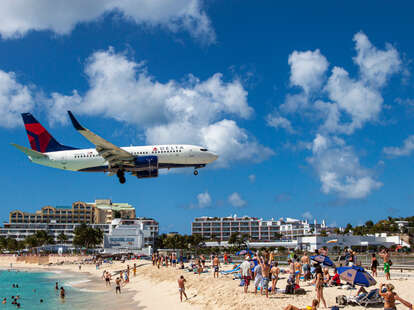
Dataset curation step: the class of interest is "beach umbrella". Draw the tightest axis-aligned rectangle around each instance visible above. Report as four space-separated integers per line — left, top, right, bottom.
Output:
236 249 253 256
310 254 335 267
337 266 376 287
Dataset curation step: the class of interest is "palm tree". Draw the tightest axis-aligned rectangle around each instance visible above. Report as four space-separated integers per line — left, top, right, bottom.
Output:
57 232 69 245
0 236 7 252
25 234 40 250
35 230 54 245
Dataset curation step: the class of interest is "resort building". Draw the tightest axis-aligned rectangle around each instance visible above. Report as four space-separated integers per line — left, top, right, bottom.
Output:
0 199 158 247
8 199 135 225
191 215 327 241
203 234 411 251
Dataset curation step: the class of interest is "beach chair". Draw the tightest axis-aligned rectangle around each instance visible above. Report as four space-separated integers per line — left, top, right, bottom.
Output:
347 289 383 307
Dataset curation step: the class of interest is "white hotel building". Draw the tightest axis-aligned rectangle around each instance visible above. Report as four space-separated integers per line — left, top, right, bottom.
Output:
191 215 327 241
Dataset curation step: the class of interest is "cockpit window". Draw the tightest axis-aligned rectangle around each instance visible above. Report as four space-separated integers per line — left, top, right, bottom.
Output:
200 148 208 151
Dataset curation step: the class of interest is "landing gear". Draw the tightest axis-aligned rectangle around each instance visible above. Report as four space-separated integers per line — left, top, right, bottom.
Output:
117 170 126 184
193 169 199 176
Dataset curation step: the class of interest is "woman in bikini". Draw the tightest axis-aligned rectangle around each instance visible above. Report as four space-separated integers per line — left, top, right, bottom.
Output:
315 265 327 308
270 261 280 294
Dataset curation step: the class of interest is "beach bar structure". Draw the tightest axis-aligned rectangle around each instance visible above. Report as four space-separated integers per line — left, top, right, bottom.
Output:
103 218 154 255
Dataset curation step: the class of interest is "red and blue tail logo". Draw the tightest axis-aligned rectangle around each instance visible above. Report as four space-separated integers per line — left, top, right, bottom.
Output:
21 113 77 153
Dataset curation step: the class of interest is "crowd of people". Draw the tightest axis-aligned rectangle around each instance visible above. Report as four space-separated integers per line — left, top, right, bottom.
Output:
148 247 414 309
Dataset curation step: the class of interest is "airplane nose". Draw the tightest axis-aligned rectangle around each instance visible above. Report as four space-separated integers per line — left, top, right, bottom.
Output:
210 152 219 161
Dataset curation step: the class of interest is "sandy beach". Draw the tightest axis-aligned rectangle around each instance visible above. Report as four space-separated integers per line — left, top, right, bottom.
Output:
1 255 413 310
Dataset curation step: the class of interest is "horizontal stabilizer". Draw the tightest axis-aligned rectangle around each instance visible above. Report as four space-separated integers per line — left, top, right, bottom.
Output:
11 143 48 159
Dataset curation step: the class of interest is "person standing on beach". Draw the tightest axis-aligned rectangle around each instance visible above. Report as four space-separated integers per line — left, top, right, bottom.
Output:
371 253 378 277
115 277 121 294
301 252 311 280
253 259 263 295
178 276 188 302
270 261 280 294
257 253 271 298
240 255 252 293
314 264 327 308
213 255 220 278
133 263 137 277
105 272 111 286
379 249 391 280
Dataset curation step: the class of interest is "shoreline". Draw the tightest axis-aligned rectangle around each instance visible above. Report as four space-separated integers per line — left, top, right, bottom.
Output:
0 261 140 310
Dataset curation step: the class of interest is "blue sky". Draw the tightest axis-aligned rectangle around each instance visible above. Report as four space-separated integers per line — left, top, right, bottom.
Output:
1 1 414 233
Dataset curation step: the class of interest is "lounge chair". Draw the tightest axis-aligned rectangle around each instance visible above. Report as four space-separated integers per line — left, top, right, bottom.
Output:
347 289 383 307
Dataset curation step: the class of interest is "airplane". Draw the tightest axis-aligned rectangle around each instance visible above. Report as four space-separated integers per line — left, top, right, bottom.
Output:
12 111 218 184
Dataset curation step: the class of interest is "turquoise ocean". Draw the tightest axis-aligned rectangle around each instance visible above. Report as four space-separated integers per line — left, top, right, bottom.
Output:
0 270 112 310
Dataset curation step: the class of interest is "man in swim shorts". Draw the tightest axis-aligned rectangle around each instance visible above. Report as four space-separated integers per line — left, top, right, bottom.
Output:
213 255 220 278
178 275 188 302
115 277 121 294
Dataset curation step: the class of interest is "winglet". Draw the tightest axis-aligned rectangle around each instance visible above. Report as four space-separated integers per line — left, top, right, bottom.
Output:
67 111 84 131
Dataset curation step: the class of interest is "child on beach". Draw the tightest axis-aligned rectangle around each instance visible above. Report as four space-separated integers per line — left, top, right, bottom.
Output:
178 276 188 302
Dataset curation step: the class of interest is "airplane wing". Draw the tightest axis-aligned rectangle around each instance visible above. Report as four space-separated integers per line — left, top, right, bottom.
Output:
67 111 135 169
11 143 48 159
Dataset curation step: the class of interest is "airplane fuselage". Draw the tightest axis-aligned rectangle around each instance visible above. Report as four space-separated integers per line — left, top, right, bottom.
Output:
29 144 217 172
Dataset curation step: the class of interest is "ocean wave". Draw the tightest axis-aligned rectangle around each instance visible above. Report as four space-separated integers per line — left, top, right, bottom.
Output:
66 279 91 286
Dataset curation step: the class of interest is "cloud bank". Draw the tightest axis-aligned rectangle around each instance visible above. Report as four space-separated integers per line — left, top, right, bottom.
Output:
0 0 215 43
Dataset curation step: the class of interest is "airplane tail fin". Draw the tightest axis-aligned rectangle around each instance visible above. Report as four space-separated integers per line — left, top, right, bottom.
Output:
21 113 77 153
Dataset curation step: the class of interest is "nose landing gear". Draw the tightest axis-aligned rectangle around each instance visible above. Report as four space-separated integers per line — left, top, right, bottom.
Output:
117 170 126 184
193 169 199 176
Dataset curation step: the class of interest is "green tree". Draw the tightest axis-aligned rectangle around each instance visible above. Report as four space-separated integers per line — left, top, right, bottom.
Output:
73 224 103 249
0 236 7 251
6 238 18 251
24 235 40 249
35 230 54 245
113 210 122 219
57 232 69 244
319 229 328 237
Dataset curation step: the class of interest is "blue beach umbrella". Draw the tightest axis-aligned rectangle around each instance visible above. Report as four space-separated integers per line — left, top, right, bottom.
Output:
236 249 253 256
310 254 335 267
337 266 376 287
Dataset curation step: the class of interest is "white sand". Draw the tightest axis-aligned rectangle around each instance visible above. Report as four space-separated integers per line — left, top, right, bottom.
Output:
1 255 413 310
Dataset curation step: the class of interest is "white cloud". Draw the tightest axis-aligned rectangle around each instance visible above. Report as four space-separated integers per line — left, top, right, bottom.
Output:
288 49 329 94
248 174 256 183
44 48 272 166
383 135 414 157
353 31 401 87
0 0 215 43
323 66 383 134
275 32 402 137
0 70 34 128
197 191 212 208
308 134 382 199
266 113 295 133
186 191 212 209
228 192 247 208
302 211 313 220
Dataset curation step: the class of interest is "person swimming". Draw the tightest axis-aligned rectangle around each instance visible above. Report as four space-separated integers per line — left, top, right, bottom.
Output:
60 287 65 299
